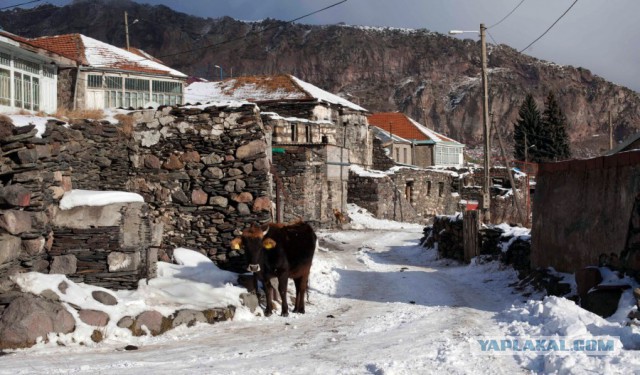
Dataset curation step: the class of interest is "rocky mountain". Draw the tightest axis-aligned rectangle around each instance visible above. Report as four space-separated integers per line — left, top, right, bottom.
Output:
3 0 639 156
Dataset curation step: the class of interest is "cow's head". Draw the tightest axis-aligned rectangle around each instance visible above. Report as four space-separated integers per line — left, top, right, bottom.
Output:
230 225 277 273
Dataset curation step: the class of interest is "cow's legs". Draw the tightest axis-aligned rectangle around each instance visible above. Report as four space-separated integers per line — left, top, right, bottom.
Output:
293 275 309 313
264 279 274 317
278 274 289 317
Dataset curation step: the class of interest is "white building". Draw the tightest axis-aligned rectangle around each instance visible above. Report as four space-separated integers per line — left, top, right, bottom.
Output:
27 33 187 110
0 31 74 114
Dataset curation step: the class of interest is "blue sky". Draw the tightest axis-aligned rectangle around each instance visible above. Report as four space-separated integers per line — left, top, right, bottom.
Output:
41 0 640 91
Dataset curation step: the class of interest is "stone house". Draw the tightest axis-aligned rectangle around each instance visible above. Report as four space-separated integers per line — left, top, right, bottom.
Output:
185 74 371 227
25 33 187 110
370 126 413 166
367 112 465 168
0 31 76 113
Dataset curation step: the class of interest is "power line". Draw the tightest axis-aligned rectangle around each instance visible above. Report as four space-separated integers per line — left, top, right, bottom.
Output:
156 0 348 60
0 0 42 11
488 0 526 29
518 0 579 53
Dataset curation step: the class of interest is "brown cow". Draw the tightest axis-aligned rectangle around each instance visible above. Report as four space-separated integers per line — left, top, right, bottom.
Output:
231 221 316 317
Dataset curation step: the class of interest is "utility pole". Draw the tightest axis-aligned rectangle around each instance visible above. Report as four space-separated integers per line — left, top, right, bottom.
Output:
609 111 614 150
124 11 130 51
480 23 491 223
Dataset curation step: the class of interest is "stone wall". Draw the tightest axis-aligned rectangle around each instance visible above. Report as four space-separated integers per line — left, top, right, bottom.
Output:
532 151 640 273
414 144 434 168
348 167 461 224
57 68 76 110
0 119 155 315
371 137 395 171
127 105 272 272
0 103 273 310
272 144 347 227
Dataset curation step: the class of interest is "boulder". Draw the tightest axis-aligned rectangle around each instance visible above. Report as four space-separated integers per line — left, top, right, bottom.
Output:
0 210 32 235
0 234 21 265
191 189 208 205
131 310 166 336
78 309 110 327
0 185 31 207
92 290 118 306
117 316 134 328
171 309 207 328
236 140 266 159
0 295 75 349
50 255 77 275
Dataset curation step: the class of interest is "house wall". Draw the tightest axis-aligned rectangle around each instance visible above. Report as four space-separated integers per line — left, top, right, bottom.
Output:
348 167 461 224
391 143 412 165
531 151 640 273
57 68 76 110
76 70 185 110
413 145 434 168
372 137 395 171
339 111 372 168
272 144 347 228
0 44 58 113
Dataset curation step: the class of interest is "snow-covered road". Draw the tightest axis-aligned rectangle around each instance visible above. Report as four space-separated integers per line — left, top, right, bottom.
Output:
3 225 531 374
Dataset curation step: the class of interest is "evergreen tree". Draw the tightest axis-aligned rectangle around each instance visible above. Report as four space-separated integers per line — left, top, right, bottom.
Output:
542 90 571 161
513 94 544 162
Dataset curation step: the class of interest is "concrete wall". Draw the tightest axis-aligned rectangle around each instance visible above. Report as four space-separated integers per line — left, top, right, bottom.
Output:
531 151 640 273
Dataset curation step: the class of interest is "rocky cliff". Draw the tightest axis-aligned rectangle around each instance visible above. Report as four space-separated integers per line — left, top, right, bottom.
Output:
3 0 639 156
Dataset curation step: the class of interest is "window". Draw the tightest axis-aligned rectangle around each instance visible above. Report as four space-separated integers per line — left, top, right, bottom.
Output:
435 145 461 166
14 58 39 74
426 181 432 196
14 72 22 108
405 181 414 204
403 148 408 164
395 148 400 162
305 125 312 143
438 182 445 197
88 75 103 88
0 69 9 106
290 124 298 142
0 52 10 67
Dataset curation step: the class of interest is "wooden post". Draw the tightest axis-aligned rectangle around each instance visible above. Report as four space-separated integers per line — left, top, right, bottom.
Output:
493 118 526 225
463 210 479 263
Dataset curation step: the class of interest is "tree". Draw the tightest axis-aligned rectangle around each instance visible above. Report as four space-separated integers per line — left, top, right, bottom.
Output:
541 90 571 161
513 94 544 162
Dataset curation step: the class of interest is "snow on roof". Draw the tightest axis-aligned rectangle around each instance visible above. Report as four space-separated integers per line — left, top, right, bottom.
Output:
28 33 186 78
186 74 366 112
289 75 367 112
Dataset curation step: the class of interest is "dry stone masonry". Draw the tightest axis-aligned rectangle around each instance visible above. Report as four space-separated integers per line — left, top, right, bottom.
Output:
0 103 273 315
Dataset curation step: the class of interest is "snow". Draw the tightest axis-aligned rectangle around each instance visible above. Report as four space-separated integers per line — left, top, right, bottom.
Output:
289 75 367 112
2 204 640 374
495 223 531 253
59 189 144 210
185 75 366 112
10 114 64 138
80 35 186 78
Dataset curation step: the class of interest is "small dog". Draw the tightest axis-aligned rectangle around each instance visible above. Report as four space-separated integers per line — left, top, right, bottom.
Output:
333 208 348 225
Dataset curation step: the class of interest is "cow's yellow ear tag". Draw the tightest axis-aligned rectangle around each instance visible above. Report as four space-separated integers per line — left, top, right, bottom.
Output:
230 238 242 250
263 238 276 250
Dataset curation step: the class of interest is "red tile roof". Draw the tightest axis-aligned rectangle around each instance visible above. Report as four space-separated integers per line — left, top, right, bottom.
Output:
368 112 460 144
29 34 86 63
27 33 185 77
